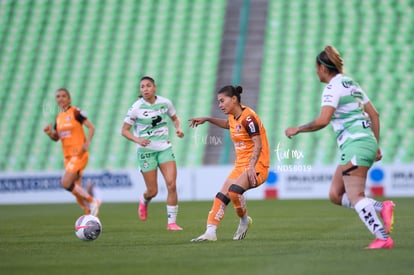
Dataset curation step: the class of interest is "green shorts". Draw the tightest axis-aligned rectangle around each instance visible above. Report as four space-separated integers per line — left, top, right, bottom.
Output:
137 147 176 172
339 137 377 167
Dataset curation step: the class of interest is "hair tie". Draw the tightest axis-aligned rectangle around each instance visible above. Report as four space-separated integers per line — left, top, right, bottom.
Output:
317 55 337 70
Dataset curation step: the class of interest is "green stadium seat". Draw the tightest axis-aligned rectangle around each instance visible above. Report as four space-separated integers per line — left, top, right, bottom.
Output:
2 0 412 171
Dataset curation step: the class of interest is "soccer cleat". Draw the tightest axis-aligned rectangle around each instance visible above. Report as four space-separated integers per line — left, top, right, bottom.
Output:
365 237 394 249
190 232 217 242
233 216 252 240
167 223 183 231
89 198 101 217
380 200 395 234
138 199 147 221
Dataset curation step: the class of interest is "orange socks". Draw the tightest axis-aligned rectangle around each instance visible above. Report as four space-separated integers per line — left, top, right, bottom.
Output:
206 185 247 228
75 196 91 214
207 192 230 226
228 184 247 218
71 184 94 203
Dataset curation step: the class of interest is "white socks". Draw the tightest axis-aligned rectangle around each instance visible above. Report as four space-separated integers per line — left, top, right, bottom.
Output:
341 193 353 208
354 198 388 240
167 205 179 224
206 224 217 235
141 196 151 205
341 193 383 212
240 214 250 224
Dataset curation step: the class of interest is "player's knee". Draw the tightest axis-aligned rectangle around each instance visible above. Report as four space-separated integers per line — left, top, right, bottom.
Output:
329 190 342 205
146 186 158 198
165 180 177 193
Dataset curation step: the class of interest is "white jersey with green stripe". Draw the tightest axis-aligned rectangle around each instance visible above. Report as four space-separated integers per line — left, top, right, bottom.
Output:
124 95 176 151
321 74 374 147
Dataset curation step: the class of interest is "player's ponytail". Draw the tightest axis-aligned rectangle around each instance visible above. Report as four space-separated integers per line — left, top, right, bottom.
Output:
317 45 344 74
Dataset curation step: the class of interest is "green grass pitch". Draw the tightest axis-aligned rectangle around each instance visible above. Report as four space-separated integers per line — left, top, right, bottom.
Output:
1 198 413 275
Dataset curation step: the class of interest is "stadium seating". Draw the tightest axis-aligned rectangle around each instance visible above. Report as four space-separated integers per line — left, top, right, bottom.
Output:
258 0 414 165
0 0 413 171
0 0 226 171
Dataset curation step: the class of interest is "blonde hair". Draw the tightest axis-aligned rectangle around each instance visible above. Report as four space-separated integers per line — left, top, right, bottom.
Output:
317 45 344 74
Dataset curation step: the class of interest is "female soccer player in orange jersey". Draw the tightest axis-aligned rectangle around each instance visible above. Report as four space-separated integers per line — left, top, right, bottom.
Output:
189 85 270 241
44 88 100 216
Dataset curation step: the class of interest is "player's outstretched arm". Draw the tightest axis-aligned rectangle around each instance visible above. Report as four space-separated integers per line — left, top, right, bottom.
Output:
188 117 229 129
285 106 334 138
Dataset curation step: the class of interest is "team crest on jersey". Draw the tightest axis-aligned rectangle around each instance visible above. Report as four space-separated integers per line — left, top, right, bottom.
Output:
159 106 167 114
236 124 242 132
342 79 356 88
66 115 71 121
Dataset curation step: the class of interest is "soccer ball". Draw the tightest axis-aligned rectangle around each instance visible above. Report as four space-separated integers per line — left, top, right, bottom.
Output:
74 214 102 241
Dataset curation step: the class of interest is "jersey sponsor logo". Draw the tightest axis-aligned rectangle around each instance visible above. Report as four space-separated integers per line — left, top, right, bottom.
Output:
58 130 71 139
234 141 246 150
146 128 168 137
351 89 363 99
139 153 151 159
151 115 162 127
248 121 256 133
362 120 371 128
322 94 334 103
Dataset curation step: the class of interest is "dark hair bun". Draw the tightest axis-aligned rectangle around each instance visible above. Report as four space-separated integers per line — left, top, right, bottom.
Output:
234 85 243 94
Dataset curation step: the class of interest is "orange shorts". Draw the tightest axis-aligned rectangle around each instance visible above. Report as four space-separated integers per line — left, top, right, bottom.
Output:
228 164 269 186
64 152 89 174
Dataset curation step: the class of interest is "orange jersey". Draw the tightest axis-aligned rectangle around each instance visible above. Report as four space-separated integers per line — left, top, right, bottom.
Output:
54 106 87 157
228 105 270 168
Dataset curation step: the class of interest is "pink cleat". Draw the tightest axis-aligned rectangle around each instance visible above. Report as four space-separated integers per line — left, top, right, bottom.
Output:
167 223 183 231
138 199 147 221
380 200 395 234
366 237 394 249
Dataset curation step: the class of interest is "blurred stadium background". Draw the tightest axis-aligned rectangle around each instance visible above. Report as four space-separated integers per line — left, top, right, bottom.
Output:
0 0 413 173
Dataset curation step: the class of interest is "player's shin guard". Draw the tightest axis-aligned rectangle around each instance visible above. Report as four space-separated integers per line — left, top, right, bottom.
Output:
228 184 247 218
207 192 230 226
